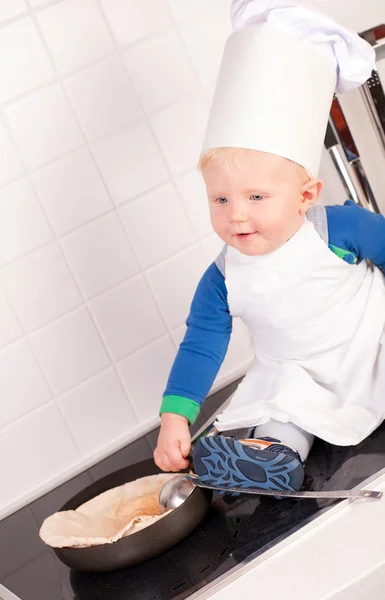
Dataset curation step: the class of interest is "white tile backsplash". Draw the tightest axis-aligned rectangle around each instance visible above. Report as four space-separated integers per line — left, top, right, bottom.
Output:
0 179 54 266
58 368 138 457
122 29 198 113
1 242 82 332
174 169 212 238
170 323 186 349
28 307 110 394
0 0 256 519
1 403 80 495
149 91 208 176
146 244 207 329
200 233 224 266
0 340 52 428
0 0 379 529
167 0 222 21
119 182 195 268
91 119 169 205
31 147 113 236
0 447 23 511
64 56 143 141
215 319 254 387
5 84 84 170
100 0 174 47
0 122 24 186
0 289 22 348
0 17 54 103
28 0 50 6
61 211 139 298
179 5 232 87
89 275 167 360
36 0 114 75
0 0 27 22
117 335 176 421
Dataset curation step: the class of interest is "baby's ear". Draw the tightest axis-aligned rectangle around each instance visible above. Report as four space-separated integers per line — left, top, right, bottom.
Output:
299 178 323 214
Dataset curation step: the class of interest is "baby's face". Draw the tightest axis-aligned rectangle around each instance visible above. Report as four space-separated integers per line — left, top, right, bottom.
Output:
203 150 311 256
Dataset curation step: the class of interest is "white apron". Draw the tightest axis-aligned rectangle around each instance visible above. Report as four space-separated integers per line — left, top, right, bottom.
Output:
215 218 385 446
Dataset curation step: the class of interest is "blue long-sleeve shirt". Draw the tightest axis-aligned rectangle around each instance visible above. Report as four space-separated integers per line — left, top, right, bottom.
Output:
160 200 385 423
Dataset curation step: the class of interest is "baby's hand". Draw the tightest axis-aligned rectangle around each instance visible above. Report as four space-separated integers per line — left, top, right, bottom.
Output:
154 413 191 472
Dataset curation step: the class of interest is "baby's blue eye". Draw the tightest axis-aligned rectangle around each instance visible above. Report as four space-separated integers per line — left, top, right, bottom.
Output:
216 197 228 204
250 194 263 201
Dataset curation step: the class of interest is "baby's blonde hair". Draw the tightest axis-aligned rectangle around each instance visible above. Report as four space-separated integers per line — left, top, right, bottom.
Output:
198 147 311 182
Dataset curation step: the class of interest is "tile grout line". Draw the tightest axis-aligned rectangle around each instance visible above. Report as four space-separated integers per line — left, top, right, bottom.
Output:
0 0 230 504
95 0 205 246
20 6 161 430
0 414 162 521
93 1 204 344
45 58 169 427
2 28 117 457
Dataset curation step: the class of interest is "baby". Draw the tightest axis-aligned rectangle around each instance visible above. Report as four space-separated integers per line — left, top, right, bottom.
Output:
153 2 383 492
154 146 385 492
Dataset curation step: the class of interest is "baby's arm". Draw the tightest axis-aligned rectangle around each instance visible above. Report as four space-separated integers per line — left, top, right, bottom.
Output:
154 261 232 471
326 200 385 270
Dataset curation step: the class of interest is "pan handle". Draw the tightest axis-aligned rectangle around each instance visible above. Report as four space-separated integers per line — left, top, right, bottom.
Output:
185 416 218 466
187 476 383 500
191 415 218 444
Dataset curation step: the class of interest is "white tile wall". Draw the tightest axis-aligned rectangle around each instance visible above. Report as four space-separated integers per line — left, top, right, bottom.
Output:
0 0 27 23
36 0 115 75
99 0 174 47
89 275 167 360
122 29 198 113
1 242 82 332
28 0 49 7
200 233 226 265
0 17 54 103
119 182 195 268
149 91 209 175
174 169 212 238
0 122 24 186
64 56 143 140
5 84 84 170
28 307 110 394
116 335 177 422
0 0 362 519
91 119 169 204
57 368 138 456
0 179 54 266
0 445 23 509
61 211 139 298
0 340 51 428
1 403 80 496
31 147 113 236
0 288 23 348
146 245 207 330
179 5 232 86
168 0 221 21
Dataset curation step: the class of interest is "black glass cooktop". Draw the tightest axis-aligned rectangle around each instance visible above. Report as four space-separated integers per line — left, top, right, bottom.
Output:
2 380 385 600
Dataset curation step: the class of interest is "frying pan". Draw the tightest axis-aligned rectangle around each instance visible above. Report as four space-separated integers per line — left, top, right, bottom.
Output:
54 458 212 572
53 418 216 572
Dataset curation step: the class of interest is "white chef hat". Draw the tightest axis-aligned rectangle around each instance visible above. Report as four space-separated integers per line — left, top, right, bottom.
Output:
202 0 375 175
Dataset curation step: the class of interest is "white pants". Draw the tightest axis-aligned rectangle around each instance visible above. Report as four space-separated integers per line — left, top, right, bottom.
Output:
248 420 314 462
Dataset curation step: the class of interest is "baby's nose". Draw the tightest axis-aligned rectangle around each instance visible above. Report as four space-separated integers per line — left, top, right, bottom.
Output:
228 207 248 223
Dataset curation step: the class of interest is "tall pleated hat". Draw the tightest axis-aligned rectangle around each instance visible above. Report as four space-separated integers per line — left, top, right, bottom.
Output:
202 0 375 176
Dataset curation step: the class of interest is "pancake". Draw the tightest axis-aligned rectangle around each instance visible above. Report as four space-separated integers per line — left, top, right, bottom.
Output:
39 473 175 548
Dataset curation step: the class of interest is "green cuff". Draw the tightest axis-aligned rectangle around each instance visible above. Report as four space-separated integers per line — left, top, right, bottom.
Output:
328 244 357 264
160 395 201 424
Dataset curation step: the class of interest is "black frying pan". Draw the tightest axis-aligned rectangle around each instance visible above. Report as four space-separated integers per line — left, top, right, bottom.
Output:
53 458 212 573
